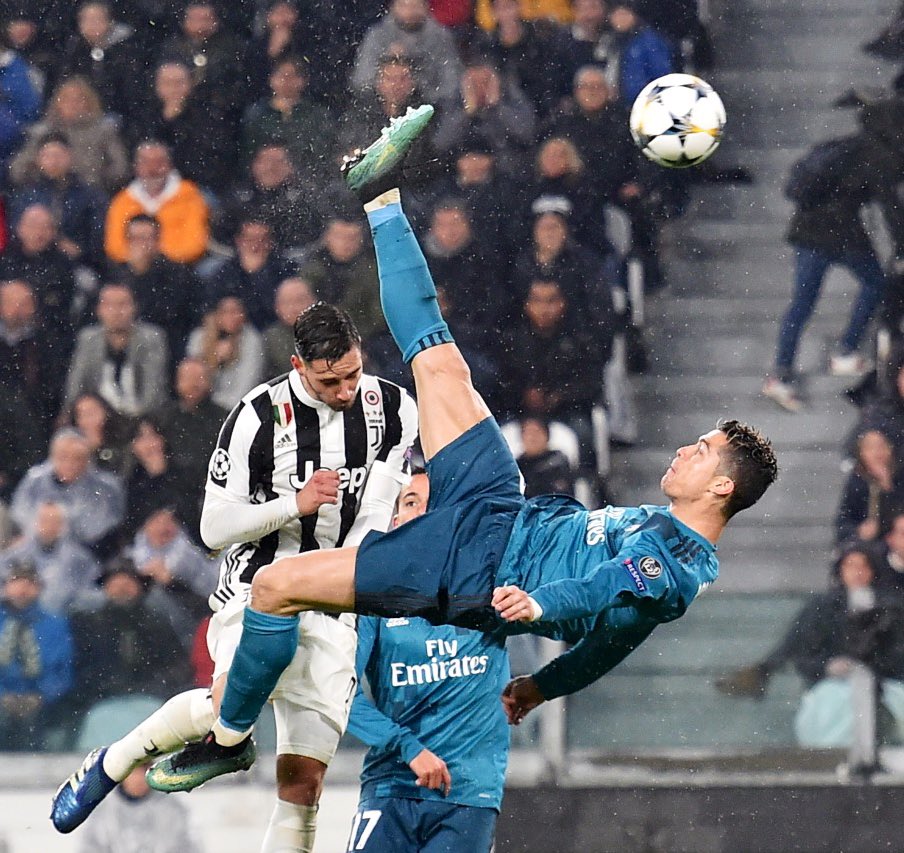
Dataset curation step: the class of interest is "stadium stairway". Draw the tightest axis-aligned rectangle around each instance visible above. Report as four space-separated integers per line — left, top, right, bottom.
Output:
608 0 901 595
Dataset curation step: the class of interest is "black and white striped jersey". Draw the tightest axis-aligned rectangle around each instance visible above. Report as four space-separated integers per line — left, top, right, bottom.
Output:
205 368 418 609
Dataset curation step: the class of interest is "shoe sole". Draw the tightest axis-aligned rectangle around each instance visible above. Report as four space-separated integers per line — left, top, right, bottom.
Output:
344 104 435 192
145 741 257 792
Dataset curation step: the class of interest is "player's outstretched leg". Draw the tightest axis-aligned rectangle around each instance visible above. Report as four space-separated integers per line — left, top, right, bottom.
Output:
51 689 215 831
344 104 492 459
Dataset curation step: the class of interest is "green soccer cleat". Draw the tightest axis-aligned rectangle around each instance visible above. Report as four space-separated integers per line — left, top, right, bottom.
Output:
145 732 256 792
342 103 435 197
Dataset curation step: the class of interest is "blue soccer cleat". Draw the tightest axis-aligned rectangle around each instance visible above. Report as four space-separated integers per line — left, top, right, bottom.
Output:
51 747 117 833
341 103 435 198
145 732 256 792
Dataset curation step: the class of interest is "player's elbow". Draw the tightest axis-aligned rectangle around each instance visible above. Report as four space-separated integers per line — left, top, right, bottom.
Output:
199 512 230 551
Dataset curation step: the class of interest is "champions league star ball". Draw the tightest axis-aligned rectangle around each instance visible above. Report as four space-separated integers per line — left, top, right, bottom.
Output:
629 73 726 168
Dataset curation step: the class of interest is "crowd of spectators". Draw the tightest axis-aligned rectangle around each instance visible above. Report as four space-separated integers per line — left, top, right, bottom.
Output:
0 0 716 750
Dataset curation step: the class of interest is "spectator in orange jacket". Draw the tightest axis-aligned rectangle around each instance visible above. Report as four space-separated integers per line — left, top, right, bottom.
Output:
104 141 209 265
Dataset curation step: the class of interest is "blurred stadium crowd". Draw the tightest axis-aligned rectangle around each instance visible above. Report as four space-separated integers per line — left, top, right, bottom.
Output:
0 0 746 752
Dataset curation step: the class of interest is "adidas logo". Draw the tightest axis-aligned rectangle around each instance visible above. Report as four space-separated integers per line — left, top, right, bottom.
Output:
276 434 295 449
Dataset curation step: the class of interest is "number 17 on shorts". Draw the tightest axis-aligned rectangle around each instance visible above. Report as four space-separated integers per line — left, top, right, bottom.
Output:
347 809 382 851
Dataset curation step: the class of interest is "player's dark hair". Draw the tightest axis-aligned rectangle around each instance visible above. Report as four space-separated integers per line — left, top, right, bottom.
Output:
293 301 361 365
717 419 778 520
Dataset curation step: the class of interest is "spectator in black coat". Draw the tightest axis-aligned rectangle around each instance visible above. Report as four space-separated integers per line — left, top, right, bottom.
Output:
8 131 106 272
422 133 528 267
245 0 338 106
480 0 573 119
563 0 610 76
157 357 229 539
716 544 904 734
69 556 190 713
55 1 146 124
0 279 60 439
129 59 235 193
511 200 618 347
156 1 247 131
516 415 576 498
525 136 611 254
540 65 644 210
845 359 904 466
502 278 607 470
836 429 904 546
215 143 321 257
202 218 295 331
122 416 188 541
873 511 904 594
110 212 202 368
420 196 504 342
0 203 77 357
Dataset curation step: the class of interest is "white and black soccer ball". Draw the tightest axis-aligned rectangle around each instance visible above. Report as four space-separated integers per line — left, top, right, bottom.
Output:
629 73 726 169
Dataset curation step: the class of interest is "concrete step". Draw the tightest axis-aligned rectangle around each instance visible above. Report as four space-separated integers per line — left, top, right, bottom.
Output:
714 0 897 21
717 34 886 72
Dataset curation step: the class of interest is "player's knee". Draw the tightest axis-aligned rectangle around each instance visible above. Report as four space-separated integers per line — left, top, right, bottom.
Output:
414 345 472 385
276 756 326 806
249 562 289 614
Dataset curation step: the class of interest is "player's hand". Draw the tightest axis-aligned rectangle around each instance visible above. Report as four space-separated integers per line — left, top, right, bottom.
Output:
501 676 545 725
295 469 341 516
492 585 539 622
409 749 452 796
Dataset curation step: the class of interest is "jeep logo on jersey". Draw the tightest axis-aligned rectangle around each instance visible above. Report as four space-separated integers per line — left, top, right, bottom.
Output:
639 556 663 579
288 461 368 494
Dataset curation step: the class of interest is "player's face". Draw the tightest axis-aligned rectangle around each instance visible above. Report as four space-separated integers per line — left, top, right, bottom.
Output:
394 474 429 527
293 348 363 411
661 430 733 502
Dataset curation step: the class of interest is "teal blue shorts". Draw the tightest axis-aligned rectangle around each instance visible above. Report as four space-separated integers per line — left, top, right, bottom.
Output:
354 418 523 629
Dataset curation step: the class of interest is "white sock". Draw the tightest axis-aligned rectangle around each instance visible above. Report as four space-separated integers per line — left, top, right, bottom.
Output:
102 689 215 782
363 188 401 212
260 800 318 853
212 717 253 747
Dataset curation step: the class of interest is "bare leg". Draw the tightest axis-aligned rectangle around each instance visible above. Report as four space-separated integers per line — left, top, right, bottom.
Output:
409 343 492 461
250 547 358 616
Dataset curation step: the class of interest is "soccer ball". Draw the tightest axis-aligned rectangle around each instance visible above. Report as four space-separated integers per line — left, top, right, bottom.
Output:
629 73 726 169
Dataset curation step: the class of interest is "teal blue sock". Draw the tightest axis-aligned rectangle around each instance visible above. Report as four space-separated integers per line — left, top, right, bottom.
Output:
219 608 299 732
367 203 453 363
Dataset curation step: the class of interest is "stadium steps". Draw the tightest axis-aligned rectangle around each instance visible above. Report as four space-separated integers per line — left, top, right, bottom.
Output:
566 594 809 750
608 0 899 599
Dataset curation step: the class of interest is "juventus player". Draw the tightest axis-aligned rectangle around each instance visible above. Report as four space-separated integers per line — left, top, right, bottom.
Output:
52 302 418 853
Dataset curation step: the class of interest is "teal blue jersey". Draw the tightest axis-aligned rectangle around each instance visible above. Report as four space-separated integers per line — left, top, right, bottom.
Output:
348 616 510 810
495 496 718 699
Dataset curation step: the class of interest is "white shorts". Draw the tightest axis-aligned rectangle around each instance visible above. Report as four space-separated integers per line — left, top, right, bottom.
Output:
207 591 357 764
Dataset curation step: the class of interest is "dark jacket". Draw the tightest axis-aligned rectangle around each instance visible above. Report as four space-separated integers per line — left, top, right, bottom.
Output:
768 587 904 686
787 133 904 254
